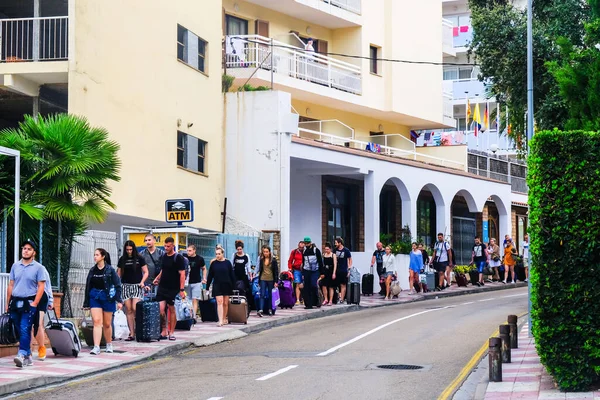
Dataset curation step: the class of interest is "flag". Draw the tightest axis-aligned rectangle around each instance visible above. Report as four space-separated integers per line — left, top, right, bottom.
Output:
466 98 472 124
495 104 501 131
453 27 459 37
473 102 482 137
424 132 431 141
410 130 419 143
483 103 489 131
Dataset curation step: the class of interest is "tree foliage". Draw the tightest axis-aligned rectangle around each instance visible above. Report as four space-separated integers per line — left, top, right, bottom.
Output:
528 130 600 391
468 0 590 141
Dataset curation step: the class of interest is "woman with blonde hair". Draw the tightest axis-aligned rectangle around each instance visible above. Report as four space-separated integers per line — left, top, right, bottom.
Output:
256 246 279 317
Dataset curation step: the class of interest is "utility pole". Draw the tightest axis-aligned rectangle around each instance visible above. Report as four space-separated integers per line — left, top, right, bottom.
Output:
527 0 534 337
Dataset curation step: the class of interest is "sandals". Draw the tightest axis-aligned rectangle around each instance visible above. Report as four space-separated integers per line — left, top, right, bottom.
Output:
322 300 328 306
125 336 135 341
160 335 168 340
168 335 176 341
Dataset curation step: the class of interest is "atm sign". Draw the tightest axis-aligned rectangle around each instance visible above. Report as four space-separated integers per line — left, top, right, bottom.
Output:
165 199 194 223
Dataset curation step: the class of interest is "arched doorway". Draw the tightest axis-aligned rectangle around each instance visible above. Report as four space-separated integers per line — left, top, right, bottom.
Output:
451 191 478 265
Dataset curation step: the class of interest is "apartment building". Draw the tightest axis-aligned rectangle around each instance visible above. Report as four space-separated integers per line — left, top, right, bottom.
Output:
0 0 224 234
221 0 519 270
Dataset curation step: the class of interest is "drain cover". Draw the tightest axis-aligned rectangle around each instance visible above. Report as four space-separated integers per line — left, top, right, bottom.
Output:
377 364 424 370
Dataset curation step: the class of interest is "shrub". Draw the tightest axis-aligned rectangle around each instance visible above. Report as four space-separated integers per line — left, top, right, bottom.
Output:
222 74 235 93
528 129 600 391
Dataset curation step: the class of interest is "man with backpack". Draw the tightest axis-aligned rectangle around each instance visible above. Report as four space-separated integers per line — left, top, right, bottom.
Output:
301 237 323 310
140 234 165 288
370 242 386 295
431 233 454 290
287 241 305 305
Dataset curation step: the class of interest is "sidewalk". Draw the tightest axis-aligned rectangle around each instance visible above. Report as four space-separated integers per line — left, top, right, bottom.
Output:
0 281 524 397
484 324 600 400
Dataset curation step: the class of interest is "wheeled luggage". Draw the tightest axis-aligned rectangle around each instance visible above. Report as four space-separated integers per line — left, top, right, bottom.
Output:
45 309 81 357
199 298 218 322
469 270 480 286
80 311 107 347
278 280 296 309
362 266 374 296
175 319 194 330
0 313 18 345
228 291 248 324
390 281 401 297
455 273 468 287
346 282 361 305
135 300 161 342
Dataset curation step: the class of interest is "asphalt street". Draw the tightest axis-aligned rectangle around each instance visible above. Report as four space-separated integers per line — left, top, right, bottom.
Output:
16 287 528 400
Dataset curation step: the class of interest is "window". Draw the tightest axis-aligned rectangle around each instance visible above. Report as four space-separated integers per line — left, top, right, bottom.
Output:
370 45 380 74
226 15 248 36
177 131 207 174
326 186 357 250
177 24 208 73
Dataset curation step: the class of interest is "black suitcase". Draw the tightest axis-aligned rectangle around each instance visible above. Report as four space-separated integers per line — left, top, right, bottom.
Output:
0 313 17 345
175 319 194 330
362 266 374 296
469 270 480 286
199 299 218 322
135 301 161 342
515 265 526 281
346 282 361 305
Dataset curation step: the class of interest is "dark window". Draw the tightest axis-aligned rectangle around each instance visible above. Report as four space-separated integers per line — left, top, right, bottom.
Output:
326 185 357 250
380 189 398 242
370 46 379 74
226 15 249 36
417 192 437 248
177 24 208 73
177 131 207 175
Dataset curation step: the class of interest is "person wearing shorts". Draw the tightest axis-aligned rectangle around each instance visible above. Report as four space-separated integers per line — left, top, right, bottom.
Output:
432 233 453 290
33 266 53 361
117 240 148 341
334 237 352 304
470 236 488 287
382 246 396 299
83 248 122 355
522 234 529 282
287 241 305 305
409 243 424 295
488 238 501 281
153 237 186 341
185 244 206 319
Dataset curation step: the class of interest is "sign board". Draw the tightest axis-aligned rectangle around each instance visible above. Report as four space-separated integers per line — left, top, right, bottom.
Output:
482 221 489 244
165 199 194 223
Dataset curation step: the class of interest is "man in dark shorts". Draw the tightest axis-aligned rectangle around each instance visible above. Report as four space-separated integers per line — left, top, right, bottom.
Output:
34 266 53 361
140 234 165 287
334 237 352 304
152 237 186 340
470 236 488 287
431 233 453 290
370 242 386 295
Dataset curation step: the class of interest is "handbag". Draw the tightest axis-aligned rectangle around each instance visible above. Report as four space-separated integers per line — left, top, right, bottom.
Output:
113 310 129 340
271 288 281 308
390 281 401 296
174 295 193 321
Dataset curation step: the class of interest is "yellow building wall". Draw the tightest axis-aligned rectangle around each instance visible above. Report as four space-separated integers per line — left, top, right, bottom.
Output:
68 0 224 230
417 145 468 171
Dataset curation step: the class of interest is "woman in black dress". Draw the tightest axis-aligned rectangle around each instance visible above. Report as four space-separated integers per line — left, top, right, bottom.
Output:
320 243 337 306
206 248 236 327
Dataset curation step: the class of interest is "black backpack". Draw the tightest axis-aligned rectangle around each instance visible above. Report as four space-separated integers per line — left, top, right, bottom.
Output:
0 313 18 345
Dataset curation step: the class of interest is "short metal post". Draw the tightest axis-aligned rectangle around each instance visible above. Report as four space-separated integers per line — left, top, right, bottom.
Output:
508 315 518 349
489 337 503 382
499 324 511 363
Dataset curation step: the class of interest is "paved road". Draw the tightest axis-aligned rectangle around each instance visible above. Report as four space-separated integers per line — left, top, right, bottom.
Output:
17 288 528 400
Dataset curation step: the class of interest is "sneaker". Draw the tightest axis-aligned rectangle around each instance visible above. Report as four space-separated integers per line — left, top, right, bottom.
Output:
105 343 113 353
38 345 47 361
24 356 34 367
14 354 25 368
295 301 300 306
480 282 485 286
524 279 528 282
257 311 263 318
475 282 481 287
502 280 507 284
90 346 101 355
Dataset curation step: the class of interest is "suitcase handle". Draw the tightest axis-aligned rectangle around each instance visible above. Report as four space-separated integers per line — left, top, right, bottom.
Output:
47 308 60 325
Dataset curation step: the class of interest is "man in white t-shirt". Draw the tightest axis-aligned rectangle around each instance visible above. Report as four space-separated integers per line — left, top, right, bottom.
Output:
430 233 454 290
522 234 529 282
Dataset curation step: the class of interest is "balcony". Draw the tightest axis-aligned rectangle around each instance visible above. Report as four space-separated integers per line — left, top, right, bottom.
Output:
416 129 517 153
297 120 466 170
225 34 362 97
243 0 361 28
452 23 472 50
443 78 492 103
468 151 528 194
443 92 456 127
0 16 69 96
442 19 456 57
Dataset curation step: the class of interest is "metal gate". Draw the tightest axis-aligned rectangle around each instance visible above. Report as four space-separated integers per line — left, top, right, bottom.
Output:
452 217 476 265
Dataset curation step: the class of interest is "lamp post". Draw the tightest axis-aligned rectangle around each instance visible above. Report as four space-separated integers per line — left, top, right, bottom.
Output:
526 0 534 337
0 146 20 268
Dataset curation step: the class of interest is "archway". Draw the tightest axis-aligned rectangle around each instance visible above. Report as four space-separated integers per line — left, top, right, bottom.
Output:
416 183 445 248
379 177 411 243
451 189 479 265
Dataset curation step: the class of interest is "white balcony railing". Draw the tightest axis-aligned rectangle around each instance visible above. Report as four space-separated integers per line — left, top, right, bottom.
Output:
417 129 517 153
323 0 361 15
442 18 454 52
443 78 491 101
0 16 69 62
297 128 465 170
0 273 9 317
443 92 454 120
224 35 362 95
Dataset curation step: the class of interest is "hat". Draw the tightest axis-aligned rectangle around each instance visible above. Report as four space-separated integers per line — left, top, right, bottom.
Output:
21 239 37 251
303 236 311 243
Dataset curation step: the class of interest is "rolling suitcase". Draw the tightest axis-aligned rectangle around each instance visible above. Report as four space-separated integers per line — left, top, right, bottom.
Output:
228 291 248 324
199 298 218 322
45 309 81 357
80 311 107 347
455 273 468 287
135 300 161 342
362 266 374 296
346 282 361 305
0 313 18 345
278 280 296 309
175 319 194 330
469 270 480 286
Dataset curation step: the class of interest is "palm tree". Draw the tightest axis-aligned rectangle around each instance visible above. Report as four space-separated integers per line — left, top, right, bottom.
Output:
0 114 121 315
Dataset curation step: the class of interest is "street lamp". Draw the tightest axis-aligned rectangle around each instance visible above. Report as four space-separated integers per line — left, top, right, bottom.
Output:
527 0 534 337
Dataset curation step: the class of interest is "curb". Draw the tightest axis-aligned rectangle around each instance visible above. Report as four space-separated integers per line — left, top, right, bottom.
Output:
0 283 526 397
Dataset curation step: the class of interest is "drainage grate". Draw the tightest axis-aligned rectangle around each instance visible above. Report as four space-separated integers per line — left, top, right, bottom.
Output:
377 364 424 370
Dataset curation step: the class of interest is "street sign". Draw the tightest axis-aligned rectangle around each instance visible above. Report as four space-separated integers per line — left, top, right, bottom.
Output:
165 199 194 223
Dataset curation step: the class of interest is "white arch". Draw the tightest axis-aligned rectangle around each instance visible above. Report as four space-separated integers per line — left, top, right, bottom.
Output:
485 194 511 244
419 183 446 207
379 176 411 202
453 189 482 213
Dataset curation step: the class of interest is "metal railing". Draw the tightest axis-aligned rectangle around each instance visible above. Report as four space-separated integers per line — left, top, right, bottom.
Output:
0 273 9 315
468 163 528 194
443 78 491 101
442 18 454 52
367 133 416 151
297 128 465 170
224 35 362 95
0 16 68 62
298 119 355 139
443 92 454 120
417 129 517 153
323 0 361 14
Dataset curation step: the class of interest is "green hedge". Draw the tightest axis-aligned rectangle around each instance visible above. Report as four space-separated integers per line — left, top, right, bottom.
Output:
528 129 600 391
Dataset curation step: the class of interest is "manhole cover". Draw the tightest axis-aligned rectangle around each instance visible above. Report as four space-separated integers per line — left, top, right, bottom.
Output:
377 364 424 370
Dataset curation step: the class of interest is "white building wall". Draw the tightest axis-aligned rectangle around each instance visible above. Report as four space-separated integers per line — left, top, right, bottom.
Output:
289 172 322 247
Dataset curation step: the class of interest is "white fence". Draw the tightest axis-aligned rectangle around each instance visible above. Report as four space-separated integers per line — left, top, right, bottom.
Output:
442 18 454 53
0 273 9 315
325 0 361 14
225 35 362 95
0 16 68 62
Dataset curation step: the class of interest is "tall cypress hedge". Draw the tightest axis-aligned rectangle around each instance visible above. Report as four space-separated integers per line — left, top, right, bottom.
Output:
528 130 600 391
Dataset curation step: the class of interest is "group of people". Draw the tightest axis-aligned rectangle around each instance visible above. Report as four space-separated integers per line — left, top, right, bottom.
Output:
470 234 529 286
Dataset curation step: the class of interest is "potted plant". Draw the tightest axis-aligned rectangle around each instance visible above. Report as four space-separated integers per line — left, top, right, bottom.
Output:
453 265 470 287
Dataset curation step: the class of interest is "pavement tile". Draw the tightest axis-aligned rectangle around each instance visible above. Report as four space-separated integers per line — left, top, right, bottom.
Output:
509 391 541 400
486 392 514 399
488 382 515 392
538 391 567 399
513 382 541 392
565 394 594 399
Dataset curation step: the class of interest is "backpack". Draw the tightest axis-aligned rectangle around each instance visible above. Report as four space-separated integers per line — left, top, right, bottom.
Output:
178 253 190 279
348 267 361 284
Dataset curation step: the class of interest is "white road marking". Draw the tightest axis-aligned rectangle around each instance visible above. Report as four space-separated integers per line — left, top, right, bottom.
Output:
478 298 496 302
256 365 298 381
317 307 451 357
206 397 224 400
501 293 528 298
461 301 475 305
